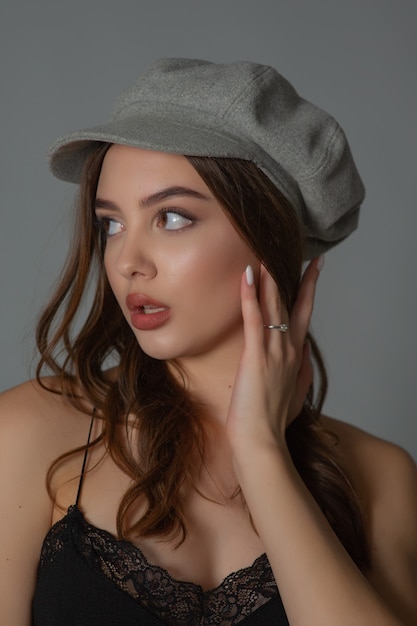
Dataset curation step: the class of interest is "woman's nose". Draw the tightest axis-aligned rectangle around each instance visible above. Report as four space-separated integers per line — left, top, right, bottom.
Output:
114 232 157 279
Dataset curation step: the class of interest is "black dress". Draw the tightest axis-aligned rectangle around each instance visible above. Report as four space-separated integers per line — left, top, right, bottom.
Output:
32 506 290 625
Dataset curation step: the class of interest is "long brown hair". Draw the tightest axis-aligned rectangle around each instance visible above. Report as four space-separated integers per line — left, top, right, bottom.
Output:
36 144 370 571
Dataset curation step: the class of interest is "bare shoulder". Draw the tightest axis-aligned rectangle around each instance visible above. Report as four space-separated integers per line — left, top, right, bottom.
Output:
321 415 417 507
0 377 92 459
322 416 417 623
0 378 93 624
0 376 95 514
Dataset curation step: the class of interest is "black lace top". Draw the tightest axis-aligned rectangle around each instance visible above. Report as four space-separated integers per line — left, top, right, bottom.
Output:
32 505 289 625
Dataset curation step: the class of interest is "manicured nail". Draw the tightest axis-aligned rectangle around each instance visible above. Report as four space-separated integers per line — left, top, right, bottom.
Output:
245 264 254 286
317 255 325 272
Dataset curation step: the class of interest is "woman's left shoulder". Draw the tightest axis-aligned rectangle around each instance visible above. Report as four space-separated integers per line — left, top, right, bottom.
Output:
322 416 417 620
321 415 417 501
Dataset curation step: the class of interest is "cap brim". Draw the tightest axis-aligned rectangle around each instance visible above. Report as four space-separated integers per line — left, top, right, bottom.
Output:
49 114 255 184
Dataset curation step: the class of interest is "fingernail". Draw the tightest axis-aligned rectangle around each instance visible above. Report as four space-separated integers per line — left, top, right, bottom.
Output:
245 265 254 286
317 255 325 272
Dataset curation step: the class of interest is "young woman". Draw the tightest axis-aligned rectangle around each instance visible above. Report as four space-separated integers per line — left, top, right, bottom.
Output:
1 59 416 625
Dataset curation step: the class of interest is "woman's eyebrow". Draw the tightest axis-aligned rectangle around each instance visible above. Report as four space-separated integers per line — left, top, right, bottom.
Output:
94 186 210 213
94 198 119 212
141 186 211 208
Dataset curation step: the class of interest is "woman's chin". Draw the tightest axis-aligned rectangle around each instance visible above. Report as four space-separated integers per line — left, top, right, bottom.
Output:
135 336 186 362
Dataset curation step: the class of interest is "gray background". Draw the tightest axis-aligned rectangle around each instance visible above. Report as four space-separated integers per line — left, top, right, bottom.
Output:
1 1 416 459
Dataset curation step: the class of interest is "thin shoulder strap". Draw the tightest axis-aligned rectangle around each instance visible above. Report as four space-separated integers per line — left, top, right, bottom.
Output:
75 409 96 507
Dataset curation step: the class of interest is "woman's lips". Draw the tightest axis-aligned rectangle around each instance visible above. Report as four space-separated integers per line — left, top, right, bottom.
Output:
126 294 171 331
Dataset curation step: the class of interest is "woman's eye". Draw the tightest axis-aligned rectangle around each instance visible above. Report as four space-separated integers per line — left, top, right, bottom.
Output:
157 211 192 231
97 218 124 237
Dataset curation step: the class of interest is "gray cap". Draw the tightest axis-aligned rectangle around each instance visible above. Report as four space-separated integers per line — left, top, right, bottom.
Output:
49 58 365 258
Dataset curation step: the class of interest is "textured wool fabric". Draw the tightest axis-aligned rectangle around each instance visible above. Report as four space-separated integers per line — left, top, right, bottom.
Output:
49 58 365 258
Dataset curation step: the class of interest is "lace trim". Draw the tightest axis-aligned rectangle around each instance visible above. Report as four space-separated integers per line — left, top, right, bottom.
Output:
40 506 280 625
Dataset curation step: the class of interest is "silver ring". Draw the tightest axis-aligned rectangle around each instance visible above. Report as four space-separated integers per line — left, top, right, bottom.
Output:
263 323 289 332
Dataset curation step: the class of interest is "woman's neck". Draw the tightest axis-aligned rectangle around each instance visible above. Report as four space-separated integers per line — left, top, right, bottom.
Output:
168 332 244 427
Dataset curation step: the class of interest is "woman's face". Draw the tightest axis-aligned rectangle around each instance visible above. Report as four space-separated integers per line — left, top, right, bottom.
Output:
95 144 258 363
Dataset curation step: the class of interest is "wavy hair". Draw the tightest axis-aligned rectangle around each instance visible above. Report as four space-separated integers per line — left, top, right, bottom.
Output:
36 144 370 571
